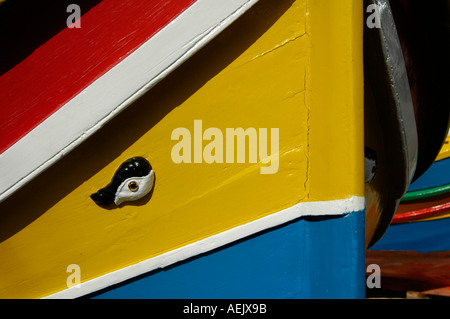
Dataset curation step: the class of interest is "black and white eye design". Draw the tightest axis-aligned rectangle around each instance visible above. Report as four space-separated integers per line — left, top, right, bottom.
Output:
128 181 139 192
90 157 154 206
114 173 154 205
364 147 377 184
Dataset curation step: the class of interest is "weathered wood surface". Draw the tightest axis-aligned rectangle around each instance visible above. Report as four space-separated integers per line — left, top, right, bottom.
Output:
366 250 450 296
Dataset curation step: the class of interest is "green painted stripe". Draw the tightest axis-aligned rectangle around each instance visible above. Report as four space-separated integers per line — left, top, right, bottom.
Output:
402 183 450 202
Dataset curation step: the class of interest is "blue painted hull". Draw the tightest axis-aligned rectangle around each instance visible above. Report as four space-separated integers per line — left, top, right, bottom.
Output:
371 157 450 253
408 158 450 192
90 210 365 299
369 217 450 253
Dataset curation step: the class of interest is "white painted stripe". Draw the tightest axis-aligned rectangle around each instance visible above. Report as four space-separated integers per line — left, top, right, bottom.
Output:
44 196 365 299
0 0 259 203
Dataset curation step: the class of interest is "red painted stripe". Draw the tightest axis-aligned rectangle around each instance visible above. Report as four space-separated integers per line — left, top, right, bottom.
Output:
392 202 450 224
0 0 196 154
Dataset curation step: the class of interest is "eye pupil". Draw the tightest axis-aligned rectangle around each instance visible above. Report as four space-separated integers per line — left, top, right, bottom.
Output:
128 181 139 192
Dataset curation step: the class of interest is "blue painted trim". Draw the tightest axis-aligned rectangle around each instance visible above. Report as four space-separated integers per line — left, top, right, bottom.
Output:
408 158 450 192
370 217 450 252
90 210 365 299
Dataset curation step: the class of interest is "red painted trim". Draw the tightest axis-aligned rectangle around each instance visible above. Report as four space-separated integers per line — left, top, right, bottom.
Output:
392 202 450 224
0 0 196 155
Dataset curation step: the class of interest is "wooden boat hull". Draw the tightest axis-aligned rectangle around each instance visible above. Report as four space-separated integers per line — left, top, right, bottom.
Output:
90 211 365 299
0 0 366 298
371 134 450 248
363 0 418 248
368 135 450 297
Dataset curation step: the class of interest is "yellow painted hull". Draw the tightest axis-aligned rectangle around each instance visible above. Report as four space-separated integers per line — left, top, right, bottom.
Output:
0 0 364 298
435 135 450 162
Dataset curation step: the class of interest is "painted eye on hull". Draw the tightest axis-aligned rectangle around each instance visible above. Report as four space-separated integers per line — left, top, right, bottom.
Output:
90 157 154 206
128 181 139 192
